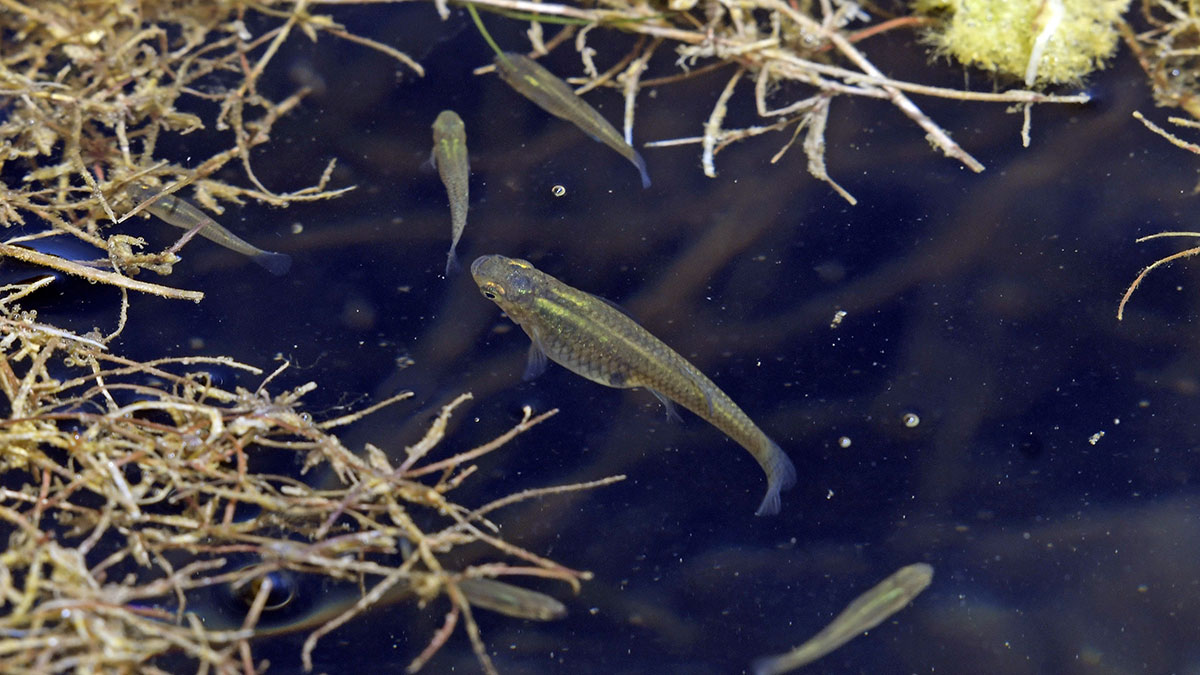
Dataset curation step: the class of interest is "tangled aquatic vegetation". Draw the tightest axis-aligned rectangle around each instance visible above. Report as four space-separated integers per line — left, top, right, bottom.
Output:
464 0 1090 203
0 0 375 297
0 276 623 672
1 0 1197 671
1114 4 1200 316
0 0 1095 264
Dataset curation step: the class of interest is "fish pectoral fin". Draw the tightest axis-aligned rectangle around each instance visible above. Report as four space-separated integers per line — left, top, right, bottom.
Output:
522 339 550 381
648 388 683 423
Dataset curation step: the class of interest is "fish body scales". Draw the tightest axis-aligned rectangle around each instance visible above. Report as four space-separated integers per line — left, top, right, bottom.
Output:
472 254 796 514
494 53 651 188
123 180 291 275
432 110 470 275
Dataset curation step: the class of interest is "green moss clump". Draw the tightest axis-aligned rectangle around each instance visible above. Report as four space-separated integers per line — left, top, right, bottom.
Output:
914 0 1131 86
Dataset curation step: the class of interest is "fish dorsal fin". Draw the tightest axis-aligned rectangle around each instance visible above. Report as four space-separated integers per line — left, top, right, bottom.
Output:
586 290 635 319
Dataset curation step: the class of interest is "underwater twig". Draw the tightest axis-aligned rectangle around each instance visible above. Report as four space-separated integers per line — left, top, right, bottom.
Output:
400 393 475 473
702 67 745 177
322 26 425 75
466 475 627 521
404 406 559 478
1132 110 1200 154
301 564 413 672
0 243 204 302
1117 231 1200 320
318 390 416 430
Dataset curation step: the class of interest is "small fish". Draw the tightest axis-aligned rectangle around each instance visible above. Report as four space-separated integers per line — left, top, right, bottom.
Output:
471 254 795 515
125 181 291 275
431 110 470 275
458 578 566 621
751 563 934 675
494 53 651 189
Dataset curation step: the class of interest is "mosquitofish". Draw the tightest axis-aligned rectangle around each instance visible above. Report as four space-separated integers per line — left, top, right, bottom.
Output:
124 181 291 275
751 563 934 675
458 578 566 621
494 52 651 189
431 110 469 275
471 254 796 515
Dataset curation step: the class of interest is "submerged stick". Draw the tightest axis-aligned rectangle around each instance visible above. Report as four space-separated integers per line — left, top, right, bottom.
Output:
0 243 204 302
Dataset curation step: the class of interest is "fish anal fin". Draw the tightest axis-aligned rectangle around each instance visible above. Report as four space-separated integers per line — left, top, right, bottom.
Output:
648 388 683 423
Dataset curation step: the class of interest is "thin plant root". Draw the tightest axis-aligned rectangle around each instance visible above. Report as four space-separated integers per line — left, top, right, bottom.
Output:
1118 232 1200 320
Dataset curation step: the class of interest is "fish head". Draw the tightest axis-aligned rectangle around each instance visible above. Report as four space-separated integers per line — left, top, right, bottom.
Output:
432 110 464 136
124 180 158 203
493 53 522 84
471 254 539 318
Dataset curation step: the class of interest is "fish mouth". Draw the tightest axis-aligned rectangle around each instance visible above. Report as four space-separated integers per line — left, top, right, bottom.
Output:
469 255 492 278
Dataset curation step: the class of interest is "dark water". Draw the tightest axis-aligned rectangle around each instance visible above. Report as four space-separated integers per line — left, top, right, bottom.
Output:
120 5 1200 674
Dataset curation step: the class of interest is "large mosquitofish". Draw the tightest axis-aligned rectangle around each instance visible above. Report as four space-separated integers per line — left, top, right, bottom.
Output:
752 563 934 675
124 181 291 275
470 254 795 516
431 110 470 275
493 52 651 189
458 578 566 621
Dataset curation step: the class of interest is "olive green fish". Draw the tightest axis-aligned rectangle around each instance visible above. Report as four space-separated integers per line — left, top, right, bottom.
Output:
458 578 566 622
431 110 470 275
752 563 934 675
125 181 291 275
494 52 651 189
471 254 795 515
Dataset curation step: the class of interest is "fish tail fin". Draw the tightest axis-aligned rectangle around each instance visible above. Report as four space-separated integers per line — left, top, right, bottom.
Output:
253 251 292 276
445 248 460 277
754 440 797 516
633 150 651 189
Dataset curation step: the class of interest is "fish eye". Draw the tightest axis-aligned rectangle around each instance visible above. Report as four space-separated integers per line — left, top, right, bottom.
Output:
233 571 296 611
482 282 504 300
219 566 298 614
